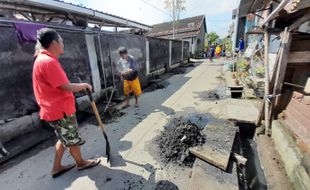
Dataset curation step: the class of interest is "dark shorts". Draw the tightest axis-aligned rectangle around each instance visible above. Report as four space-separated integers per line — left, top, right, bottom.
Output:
48 114 82 147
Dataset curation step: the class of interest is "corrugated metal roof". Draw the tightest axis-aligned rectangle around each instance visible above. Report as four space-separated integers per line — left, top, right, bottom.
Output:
1 0 152 29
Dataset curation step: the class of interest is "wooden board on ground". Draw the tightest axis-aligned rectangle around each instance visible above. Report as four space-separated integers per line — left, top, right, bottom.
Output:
187 158 238 190
189 121 237 170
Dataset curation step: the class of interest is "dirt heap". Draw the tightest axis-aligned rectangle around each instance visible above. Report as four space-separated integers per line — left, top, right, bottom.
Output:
155 180 179 190
170 67 187 74
156 116 205 167
88 106 126 125
206 90 220 100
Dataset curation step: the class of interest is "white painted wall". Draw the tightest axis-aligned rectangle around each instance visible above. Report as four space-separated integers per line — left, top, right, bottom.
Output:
85 35 101 92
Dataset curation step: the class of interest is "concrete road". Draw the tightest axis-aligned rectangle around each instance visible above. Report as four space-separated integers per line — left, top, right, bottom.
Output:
0 59 230 190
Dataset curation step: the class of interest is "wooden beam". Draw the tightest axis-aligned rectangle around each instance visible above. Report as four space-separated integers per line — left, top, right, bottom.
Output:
305 78 310 93
290 39 310 51
287 62 310 68
18 11 33 21
46 16 54 22
273 28 292 95
288 51 310 63
256 28 292 126
30 13 36 21
289 12 310 31
273 28 293 116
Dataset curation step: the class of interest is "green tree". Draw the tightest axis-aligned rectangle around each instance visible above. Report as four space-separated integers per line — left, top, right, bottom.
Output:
206 32 219 46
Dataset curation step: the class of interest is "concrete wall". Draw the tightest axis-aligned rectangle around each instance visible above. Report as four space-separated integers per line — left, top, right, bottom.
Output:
98 34 147 88
183 41 190 59
0 27 37 121
272 120 310 190
0 25 93 121
0 21 188 122
0 21 190 162
148 37 169 73
197 23 206 54
171 40 182 65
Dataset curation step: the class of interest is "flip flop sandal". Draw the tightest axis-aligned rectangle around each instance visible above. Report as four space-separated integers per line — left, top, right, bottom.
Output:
77 159 101 171
79 139 86 146
52 164 76 178
122 105 130 109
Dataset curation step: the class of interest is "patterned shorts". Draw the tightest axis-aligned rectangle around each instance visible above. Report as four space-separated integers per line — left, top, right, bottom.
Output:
48 114 82 147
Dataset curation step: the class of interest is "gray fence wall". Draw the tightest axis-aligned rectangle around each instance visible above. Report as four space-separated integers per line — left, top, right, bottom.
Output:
0 21 189 123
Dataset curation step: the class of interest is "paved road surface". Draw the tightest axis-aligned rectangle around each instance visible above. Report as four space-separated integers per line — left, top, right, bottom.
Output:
0 60 231 190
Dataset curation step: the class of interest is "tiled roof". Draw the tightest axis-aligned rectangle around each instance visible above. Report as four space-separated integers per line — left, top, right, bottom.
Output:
147 15 205 37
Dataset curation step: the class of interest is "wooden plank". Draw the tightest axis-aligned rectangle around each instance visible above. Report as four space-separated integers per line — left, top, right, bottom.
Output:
305 78 310 93
273 29 293 118
187 158 238 190
290 40 310 52
189 122 237 170
287 98 310 121
289 12 310 32
284 110 310 146
288 51 310 63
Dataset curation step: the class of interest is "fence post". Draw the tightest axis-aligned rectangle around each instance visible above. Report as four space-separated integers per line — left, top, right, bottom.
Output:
169 40 172 70
146 39 150 75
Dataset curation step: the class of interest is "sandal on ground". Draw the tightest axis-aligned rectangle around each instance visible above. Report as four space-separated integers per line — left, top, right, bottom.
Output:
52 164 76 178
77 159 101 171
122 104 130 109
79 139 86 146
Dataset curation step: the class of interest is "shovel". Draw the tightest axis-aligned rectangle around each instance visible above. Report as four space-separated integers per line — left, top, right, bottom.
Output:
85 89 111 163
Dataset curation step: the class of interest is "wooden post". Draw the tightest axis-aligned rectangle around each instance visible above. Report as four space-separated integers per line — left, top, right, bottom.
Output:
273 28 292 114
305 78 310 93
264 29 270 134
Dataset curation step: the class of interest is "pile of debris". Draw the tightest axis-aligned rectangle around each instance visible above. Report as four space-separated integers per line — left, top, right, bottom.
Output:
156 116 206 167
88 106 126 124
145 81 170 92
169 67 187 74
206 90 220 100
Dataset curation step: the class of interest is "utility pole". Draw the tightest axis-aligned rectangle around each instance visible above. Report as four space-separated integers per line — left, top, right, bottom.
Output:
172 0 175 39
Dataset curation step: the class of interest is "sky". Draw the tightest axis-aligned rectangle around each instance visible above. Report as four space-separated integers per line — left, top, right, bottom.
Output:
64 0 239 38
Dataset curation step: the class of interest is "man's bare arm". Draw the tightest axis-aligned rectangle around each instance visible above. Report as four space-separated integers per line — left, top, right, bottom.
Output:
60 83 92 93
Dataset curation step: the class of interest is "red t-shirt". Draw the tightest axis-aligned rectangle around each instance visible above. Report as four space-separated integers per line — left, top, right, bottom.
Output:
32 50 76 121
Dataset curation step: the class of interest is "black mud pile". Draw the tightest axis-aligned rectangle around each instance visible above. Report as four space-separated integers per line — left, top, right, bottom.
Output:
155 180 179 190
170 67 187 74
206 90 220 100
156 117 205 167
88 106 126 124
144 81 169 92
103 107 126 123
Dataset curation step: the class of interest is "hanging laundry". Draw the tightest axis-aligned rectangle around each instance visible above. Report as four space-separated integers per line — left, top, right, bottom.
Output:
14 22 47 43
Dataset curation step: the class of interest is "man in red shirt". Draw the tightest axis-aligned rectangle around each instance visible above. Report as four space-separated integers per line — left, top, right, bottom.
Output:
33 28 100 178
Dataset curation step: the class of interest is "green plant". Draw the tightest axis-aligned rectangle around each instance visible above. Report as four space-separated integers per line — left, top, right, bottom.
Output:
255 67 265 74
236 59 249 72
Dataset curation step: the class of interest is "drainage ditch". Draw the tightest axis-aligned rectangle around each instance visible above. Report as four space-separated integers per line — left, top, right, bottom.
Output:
235 122 268 190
